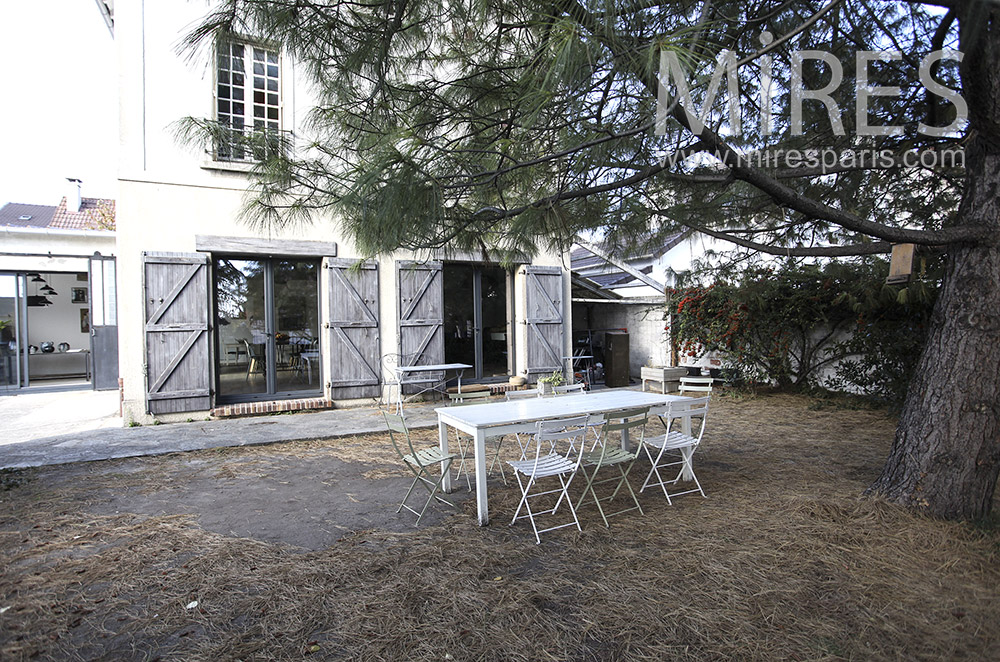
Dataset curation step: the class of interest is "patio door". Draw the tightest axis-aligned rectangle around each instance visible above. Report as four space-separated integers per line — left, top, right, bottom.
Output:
89 255 119 390
443 264 511 379
214 257 321 402
0 273 26 390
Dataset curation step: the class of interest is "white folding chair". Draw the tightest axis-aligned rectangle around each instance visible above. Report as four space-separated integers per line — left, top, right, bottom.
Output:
505 388 541 460
382 412 458 525
576 407 649 527
505 388 540 400
448 389 506 486
554 383 587 395
641 397 710 503
507 415 591 544
678 375 714 396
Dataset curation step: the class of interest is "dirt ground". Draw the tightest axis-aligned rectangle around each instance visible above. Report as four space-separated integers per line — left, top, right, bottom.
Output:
1 392 998 661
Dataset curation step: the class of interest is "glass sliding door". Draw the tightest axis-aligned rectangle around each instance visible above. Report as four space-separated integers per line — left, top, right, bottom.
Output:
214 257 320 402
273 260 319 393
443 264 511 379
0 274 25 389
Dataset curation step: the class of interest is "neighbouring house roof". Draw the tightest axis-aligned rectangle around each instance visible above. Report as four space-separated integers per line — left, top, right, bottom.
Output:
1 198 116 232
50 197 116 230
0 203 57 228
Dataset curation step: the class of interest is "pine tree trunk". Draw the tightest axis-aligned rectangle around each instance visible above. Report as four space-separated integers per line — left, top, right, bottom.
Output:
868 5 1000 520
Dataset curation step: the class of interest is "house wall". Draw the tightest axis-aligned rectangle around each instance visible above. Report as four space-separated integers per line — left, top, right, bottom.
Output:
0 228 116 274
573 301 667 381
116 3 569 422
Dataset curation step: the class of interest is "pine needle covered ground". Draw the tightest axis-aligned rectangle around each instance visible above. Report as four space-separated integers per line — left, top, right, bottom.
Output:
2 393 998 660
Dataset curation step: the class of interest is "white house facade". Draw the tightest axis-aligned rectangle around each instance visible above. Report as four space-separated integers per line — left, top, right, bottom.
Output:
116 2 572 423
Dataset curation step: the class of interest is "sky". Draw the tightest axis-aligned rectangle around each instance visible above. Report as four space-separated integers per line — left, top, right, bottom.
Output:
0 1 117 207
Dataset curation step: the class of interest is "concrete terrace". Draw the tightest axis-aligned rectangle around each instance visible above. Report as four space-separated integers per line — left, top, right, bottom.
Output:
0 391 440 470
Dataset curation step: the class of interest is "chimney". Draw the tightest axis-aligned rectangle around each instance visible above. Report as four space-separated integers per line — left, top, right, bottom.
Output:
66 178 82 213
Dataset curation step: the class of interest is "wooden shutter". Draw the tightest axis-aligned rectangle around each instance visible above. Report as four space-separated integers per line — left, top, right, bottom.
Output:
396 260 444 393
143 253 211 414
522 265 565 377
326 258 380 399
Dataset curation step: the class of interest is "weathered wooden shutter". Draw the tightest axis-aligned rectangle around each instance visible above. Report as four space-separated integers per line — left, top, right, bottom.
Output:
522 265 565 377
326 258 380 399
143 253 212 414
397 260 444 393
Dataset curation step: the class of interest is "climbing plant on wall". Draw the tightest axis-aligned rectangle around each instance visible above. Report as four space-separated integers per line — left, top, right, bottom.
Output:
667 259 938 401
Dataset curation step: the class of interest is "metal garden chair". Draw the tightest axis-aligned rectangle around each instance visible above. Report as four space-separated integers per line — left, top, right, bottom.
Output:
554 383 587 395
505 388 541 460
447 389 506 486
507 415 591 544
382 411 459 525
678 375 714 396
505 387 540 400
576 406 650 527
640 396 710 503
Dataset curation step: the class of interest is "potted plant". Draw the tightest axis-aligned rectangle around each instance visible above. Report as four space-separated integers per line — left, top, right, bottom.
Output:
537 370 565 395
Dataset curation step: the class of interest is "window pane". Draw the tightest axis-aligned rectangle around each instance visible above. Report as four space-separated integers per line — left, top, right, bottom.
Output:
267 107 278 120
254 106 265 118
233 102 244 115
217 84 230 99
273 260 320 394
233 72 244 86
254 90 265 104
232 44 244 58
219 70 229 84
267 52 278 64
267 93 278 106
218 100 230 114
253 61 264 75
91 265 105 327
254 76 264 89
253 48 265 61
267 64 278 77
215 258 268 398
233 87 244 101
267 78 278 92
103 260 117 326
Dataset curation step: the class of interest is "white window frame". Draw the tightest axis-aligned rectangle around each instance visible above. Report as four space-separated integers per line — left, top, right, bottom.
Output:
214 36 283 162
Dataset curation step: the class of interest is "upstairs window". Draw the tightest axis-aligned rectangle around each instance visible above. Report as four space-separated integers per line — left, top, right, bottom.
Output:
216 39 281 161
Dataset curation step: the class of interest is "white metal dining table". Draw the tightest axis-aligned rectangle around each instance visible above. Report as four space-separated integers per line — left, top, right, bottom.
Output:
435 389 694 525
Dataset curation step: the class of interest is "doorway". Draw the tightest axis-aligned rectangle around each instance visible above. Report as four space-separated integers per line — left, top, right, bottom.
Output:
0 274 23 391
443 264 511 380
214 257 321 402
1 271 100 391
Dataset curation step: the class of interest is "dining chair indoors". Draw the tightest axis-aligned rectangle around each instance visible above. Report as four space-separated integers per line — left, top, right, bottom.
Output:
507 415 591 544
242 339 265 381
382 411 459 525
640 397 710 503
576 407 650 527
